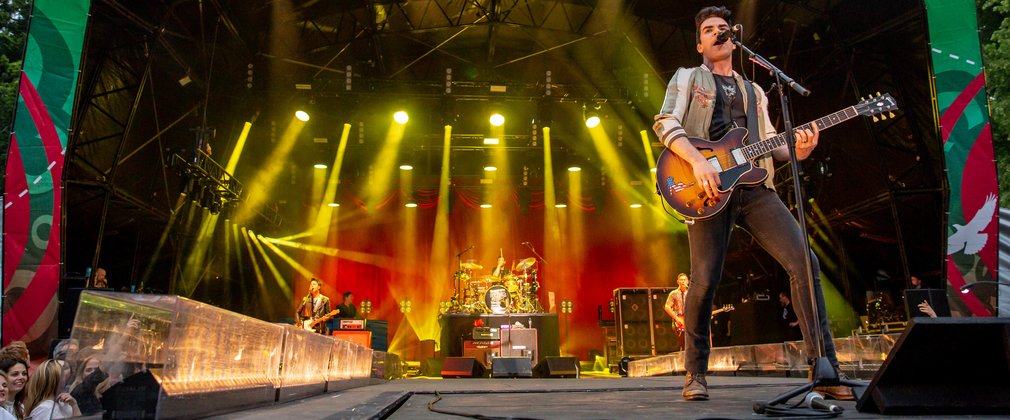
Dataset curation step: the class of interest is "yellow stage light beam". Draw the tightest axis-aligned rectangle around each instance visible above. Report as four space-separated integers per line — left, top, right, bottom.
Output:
542 127 563 291
587 125 666 219
225 122 253 174
234 116 308 225
249 231 293 299
261 236 399 269
639 130 657 173
140 192 187 289
240 226 274 319
365 121 408 208
178 212 220 296
419 125 454 342
223 218 231 297
259 235 320 280
567 170 586 267
232 222 245 293
312 124 352 235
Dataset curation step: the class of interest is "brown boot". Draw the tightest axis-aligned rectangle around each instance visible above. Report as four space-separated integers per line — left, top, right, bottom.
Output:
682 372 709 401
810 367 855 401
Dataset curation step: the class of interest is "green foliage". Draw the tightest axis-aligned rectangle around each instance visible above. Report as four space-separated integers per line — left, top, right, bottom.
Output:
1 0 32 167
981 0 1010 207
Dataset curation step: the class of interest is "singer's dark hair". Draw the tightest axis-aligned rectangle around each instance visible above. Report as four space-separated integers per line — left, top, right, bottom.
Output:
343 291 353 299
695 6 733 43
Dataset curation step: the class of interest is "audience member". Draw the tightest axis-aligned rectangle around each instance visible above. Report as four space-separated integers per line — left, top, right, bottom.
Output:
0 342 29 364
0 358 28 418
69 356 107 416
0 371 17 420
22 359 81 419
51 339 79 362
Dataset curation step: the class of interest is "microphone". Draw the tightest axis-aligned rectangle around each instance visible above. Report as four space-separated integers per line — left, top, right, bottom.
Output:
803 392 843 414
714 24 742 46
522 241 531 245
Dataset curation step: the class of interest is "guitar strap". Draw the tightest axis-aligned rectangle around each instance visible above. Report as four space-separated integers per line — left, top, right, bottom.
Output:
743 80 759 146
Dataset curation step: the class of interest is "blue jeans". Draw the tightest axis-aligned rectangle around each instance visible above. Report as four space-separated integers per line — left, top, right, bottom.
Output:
683 186 839 374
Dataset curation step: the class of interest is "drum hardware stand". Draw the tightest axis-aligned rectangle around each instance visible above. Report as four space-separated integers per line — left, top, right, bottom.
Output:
453 245 475 313
723 33 866 415
522 242 547 312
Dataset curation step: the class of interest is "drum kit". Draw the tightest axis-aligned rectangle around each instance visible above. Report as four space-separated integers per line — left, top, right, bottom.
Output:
450 256 543 314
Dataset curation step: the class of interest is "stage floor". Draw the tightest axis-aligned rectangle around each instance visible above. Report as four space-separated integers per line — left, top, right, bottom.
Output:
211 374 998 419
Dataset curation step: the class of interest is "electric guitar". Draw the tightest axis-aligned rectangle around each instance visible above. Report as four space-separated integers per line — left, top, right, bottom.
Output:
674 304 735 333
655 93 898 219
301 309 340 332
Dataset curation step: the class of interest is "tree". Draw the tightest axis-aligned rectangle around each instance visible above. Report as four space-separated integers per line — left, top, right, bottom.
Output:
0 0 32 172
980 0 1010 207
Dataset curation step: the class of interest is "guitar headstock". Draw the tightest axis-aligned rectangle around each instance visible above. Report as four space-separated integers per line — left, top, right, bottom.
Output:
856 92 899 122
723 304 735 311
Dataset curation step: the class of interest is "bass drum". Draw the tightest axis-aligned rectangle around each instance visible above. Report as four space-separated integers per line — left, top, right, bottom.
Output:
483 285 511 315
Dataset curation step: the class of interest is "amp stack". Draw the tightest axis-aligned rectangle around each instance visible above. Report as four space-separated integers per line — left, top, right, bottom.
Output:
613 287 676 358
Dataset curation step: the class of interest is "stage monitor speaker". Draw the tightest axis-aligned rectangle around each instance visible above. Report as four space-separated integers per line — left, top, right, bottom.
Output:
441 357 485 378
533 356 580 378
856 318 1010 415
491 357 533 378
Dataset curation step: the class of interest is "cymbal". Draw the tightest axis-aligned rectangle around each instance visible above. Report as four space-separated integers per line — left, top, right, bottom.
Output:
461 262 483 270
516 257 537 270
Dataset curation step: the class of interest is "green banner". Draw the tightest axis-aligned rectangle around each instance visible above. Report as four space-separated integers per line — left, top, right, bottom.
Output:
925 0 998 316
3 0 90 349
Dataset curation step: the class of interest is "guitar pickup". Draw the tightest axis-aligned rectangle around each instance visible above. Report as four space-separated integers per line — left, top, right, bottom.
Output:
731 148 747 165
707 156 724 172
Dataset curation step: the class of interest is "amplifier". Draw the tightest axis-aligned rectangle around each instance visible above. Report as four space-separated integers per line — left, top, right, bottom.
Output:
339 319 365 330
472 327 500 340
462 339 501 368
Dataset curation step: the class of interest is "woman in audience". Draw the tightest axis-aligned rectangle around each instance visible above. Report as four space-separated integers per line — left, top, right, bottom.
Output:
0 371 18 420
0 358 28 418
22 360 81 419
69 355 107 416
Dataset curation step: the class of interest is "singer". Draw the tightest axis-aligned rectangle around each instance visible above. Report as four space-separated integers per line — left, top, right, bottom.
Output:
653 6 852 401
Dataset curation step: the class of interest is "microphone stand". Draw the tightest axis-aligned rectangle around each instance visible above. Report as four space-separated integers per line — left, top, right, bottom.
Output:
523 242 547 312
728 37 866 413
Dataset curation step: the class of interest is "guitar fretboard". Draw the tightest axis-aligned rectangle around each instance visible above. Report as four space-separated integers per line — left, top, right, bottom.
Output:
741 106 859 159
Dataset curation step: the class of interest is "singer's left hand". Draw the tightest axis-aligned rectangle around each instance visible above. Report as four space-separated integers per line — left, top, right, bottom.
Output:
794 123 819 160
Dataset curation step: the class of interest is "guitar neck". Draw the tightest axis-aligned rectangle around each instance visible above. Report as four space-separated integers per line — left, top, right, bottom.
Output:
742 106 859 160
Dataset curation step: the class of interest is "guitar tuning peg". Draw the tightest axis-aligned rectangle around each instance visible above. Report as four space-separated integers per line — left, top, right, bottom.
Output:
860 96 866 102
873 115 880 122
876 91 882 97
888 111 895 118
880 114 888 121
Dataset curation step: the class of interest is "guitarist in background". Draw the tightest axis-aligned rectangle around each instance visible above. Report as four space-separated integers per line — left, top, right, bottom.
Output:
652 6 852 401
296 278 334 334
664 273 690 352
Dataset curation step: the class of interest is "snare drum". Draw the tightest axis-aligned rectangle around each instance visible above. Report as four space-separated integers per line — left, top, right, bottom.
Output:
483 285 511 314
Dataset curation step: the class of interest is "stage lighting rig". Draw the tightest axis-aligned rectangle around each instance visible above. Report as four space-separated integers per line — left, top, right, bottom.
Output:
170 148 244 215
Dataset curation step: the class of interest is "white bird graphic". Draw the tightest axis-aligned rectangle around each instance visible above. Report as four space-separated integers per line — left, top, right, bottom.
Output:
947 193 998 255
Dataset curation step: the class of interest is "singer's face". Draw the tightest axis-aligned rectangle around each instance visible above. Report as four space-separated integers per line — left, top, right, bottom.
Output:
697 17 734 60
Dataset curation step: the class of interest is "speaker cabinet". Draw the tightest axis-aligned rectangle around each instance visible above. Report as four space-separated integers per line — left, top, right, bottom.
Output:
856 318 1010 415
614 288 676 357
534 356 580 378
501 328 538 360
441 357 485 378
491 357 533 378
462 339 501 368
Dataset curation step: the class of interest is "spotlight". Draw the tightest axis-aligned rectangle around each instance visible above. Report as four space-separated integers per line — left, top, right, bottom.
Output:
483 137 500 145
489 113 505 127
295 110 310 122
484 166 498 172
555 204 568 208
480 204 492 209
629 203 643 208
585 112 600 128
313 163 328 169
393 111 409 124
399 164 414 171
568 166 582 172
327 203 340 207
405 202 418 208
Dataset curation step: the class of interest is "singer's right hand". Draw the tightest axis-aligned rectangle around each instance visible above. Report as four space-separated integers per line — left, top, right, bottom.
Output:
692 159 720 199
